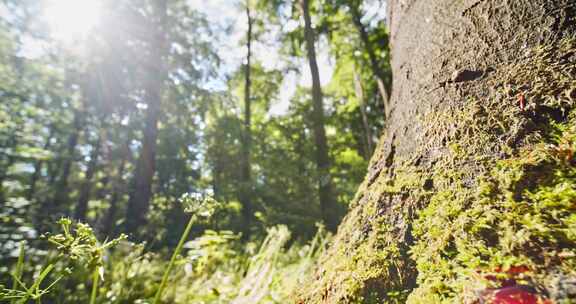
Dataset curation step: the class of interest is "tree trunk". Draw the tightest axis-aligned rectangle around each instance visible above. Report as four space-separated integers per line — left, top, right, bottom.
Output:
27 128 54 201
301 0 339 232
101 140 130 237
124 0 167 236
353 65 373 159
212 162 222 200
239 2 254 238
348 1 390 118
299 0 576 303
0 135 18 202
74 128 104 222
49 109 83 217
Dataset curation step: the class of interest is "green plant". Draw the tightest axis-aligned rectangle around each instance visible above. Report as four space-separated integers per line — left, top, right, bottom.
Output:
1 202 330 304
47 218 127 304
0 219 125 304
153 193 222 304
1 263 65 304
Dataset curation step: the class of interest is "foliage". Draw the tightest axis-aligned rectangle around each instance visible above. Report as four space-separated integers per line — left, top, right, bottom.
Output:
1 217 330 304
0 218 125 303
0 0 389 302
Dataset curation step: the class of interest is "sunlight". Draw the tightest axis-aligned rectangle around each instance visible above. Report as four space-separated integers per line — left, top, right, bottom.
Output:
44 0 101 42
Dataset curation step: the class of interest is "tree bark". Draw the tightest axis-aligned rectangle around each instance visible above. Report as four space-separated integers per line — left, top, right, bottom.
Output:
348 1 390 118
124 0 167 236
301 0 339 232
239 2 254 238
299 0 576 303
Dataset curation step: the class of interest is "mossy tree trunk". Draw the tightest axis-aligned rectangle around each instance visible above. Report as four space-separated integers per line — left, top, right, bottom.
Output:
299 0 576 303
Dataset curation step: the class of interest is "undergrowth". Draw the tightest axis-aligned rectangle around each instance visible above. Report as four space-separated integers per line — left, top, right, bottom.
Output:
0 194 331 304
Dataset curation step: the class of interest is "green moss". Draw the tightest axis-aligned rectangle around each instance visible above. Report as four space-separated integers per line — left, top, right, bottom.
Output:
298 37 576 304
409 117 576 303
408 37 576 303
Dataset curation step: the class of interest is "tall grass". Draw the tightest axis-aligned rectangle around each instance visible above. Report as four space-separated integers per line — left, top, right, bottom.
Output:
1 195 331 304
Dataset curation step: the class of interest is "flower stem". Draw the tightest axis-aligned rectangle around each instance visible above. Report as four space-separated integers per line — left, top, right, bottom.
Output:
89 267 99 304
153 215 195 304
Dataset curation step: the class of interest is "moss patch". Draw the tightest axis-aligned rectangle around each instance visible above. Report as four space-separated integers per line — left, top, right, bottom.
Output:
408 36 576 303
298 37 576 304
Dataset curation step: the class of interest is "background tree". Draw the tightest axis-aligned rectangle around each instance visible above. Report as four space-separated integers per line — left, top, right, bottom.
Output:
124 0 168 235
0 0 387 272
300 0 339 231
240 0 255 237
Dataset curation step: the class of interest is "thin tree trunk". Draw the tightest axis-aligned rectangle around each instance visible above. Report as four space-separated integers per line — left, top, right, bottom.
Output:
295 127 306 176
0 134 16 186
300 0 338 232
212 162 221 200
239 2 254 238
50 108 83 216
74 128 104 222
95 176 110 201
0 135 18 203
27 128 54 201
101 140 130 237
47 144 61 187
348 1 390 118
124 0 167 236
352 65 373 159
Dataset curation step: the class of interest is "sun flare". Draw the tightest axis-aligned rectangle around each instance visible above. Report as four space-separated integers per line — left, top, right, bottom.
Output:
44 0 102 42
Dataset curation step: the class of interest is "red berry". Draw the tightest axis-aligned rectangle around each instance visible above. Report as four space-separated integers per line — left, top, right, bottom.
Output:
484 286 551 304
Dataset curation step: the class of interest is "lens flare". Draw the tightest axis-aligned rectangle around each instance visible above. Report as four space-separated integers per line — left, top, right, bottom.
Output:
44 0 101 42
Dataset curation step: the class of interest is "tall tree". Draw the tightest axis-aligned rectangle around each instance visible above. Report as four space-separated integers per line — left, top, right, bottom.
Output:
49 106 83 217
74 62 110 222
101 137 131 237
27 128 53 201
347 0 390 117
300 0 338 232
124 0 168 235
239 0 254 237
299 0 576 303
352 64 373 158
74 126 104 222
